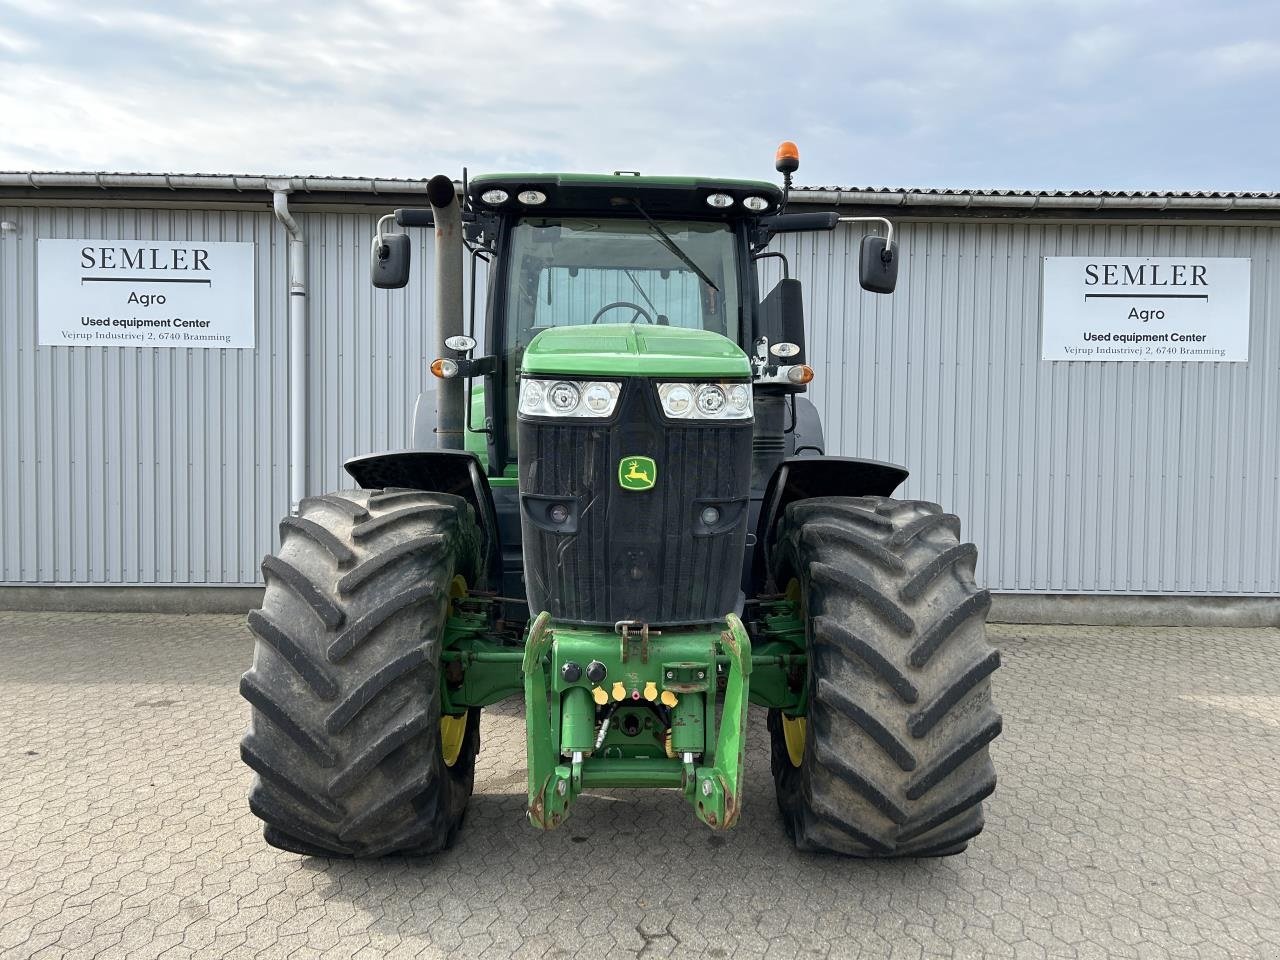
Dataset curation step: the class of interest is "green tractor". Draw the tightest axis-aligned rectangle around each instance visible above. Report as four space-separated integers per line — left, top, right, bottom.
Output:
240 143 1002 858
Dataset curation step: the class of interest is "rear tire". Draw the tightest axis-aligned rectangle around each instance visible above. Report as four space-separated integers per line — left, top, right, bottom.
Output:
240 488 483 858
768 496 1001 857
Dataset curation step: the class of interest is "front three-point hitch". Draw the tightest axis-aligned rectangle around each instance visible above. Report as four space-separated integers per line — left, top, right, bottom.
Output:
522 612 757 830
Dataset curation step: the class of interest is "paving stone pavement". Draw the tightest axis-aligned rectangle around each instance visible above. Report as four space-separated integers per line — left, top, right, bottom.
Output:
1 611 1278 959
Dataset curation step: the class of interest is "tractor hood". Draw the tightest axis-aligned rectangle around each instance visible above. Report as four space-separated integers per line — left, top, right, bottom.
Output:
520 325 752 379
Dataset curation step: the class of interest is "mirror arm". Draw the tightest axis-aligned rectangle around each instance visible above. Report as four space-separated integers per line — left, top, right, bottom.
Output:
372 213 398 258
751 250 790 280
837 216 895 251
394 208 477 228
451 356 496 378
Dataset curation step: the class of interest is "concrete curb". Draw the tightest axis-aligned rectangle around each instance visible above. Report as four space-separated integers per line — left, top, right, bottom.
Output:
0 586 266 615
1 586 1277 626
989 593 1280 627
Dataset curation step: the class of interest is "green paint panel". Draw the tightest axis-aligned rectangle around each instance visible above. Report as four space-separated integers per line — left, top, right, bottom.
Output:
521 325 751 379
465 386 519 484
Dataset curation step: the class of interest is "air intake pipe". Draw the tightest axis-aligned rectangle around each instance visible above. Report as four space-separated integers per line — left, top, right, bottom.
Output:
428 174 465 450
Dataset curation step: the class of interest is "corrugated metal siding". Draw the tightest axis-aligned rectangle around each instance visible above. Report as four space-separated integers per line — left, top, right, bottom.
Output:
2 201 1277 594
761 221 1280 594
305 211 439 496
0 203 437 585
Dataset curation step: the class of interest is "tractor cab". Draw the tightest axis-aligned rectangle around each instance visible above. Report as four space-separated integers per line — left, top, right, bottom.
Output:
464 173 777 471
364 154 903 617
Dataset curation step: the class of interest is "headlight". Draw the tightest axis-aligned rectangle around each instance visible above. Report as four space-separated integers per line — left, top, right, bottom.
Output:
519 378 620 418
549 381 580 412
582 382 615 413
695 385 726 416
661 384 694 417
658 382 752 420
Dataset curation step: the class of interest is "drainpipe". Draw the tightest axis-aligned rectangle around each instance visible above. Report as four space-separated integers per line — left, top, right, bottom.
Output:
270 184 307 513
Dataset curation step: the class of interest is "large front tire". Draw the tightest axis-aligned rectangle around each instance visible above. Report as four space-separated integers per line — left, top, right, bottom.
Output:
768 496 1001 857
240 488 483 858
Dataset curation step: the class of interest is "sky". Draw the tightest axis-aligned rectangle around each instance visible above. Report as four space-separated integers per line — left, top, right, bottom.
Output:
1 0 1278 191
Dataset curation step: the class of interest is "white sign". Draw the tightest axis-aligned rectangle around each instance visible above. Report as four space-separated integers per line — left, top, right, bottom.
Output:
38 239 256 347
1041 257 1250 362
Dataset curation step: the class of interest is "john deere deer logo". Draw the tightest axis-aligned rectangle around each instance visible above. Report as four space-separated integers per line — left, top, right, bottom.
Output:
618 455 657 491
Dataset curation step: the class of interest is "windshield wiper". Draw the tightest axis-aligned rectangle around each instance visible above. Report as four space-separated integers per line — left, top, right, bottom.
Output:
630 200 719 292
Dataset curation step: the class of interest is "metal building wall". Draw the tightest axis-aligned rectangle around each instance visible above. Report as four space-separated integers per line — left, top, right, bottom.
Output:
0 202 437 586
762 219 1280 595
2 199 1277 595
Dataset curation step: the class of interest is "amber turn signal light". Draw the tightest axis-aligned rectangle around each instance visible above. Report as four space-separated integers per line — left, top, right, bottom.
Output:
430 358 459 379
787 364 814 385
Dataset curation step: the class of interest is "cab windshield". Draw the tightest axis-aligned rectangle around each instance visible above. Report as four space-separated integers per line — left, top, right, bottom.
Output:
504 216 740 340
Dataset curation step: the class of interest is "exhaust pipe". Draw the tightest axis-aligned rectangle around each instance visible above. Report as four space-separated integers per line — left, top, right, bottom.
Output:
428 174 465 450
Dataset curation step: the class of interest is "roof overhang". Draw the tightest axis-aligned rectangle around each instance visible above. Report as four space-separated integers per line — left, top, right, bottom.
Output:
3 172 1280 222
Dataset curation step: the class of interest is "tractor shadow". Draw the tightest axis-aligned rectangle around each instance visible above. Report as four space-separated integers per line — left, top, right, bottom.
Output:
295 705 962 954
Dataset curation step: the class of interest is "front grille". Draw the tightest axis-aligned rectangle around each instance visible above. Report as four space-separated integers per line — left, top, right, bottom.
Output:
518 379 752 625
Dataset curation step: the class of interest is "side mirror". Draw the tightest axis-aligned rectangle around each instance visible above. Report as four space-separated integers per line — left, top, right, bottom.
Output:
370 233 411 289
859 235 898 294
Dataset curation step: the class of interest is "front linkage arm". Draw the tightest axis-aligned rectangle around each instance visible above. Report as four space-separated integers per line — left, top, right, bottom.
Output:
522 612 752 831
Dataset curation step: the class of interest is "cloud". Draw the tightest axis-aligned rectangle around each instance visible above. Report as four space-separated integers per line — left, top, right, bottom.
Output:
0 23 35 53
1059 25 1135 79
0 0 1278 190
1200 39 1280 77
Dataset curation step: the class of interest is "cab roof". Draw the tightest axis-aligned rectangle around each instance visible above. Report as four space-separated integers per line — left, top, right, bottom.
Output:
468 172 783 219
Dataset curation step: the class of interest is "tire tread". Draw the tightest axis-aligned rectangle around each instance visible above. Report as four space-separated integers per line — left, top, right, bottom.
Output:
240 488 481 858
768 495 1001 858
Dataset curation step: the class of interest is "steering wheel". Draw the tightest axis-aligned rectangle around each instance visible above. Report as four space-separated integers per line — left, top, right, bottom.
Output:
590 301 654 325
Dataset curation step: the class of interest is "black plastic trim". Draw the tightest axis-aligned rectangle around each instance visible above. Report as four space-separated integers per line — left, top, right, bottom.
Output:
751 456 910 591
520 493 582 535
343 450 502 588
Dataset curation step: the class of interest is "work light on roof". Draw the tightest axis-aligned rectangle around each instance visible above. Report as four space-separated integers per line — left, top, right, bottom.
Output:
481 189 509 205
705 193 734 208
742 196 770 212
518 190 547 205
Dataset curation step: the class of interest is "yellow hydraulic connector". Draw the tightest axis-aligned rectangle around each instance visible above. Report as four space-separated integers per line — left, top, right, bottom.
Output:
660 690 678 708
643 681 658 701
611 681 627 702
591 686 609 705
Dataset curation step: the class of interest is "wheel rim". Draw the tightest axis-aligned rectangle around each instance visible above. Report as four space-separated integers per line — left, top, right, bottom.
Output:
782 577 807 768
440 713 468 767
441 575 470 767
782 716 807 768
